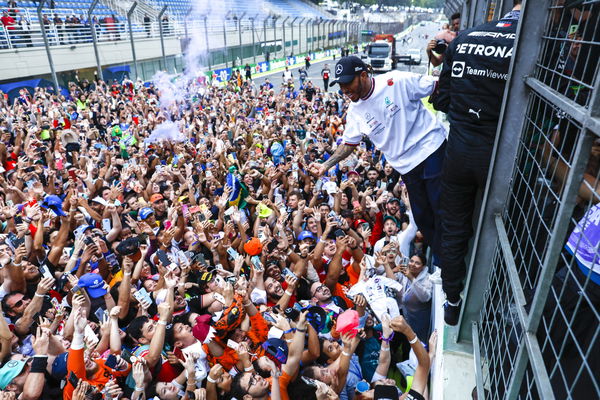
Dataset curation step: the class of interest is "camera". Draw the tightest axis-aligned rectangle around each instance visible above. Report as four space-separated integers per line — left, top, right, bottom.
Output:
433 39 448 54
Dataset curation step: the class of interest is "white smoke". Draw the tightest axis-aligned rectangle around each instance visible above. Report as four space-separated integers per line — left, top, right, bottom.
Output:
149 0 268 142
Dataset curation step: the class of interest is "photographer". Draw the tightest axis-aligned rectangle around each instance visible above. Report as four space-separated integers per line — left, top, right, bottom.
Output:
426 13 461 67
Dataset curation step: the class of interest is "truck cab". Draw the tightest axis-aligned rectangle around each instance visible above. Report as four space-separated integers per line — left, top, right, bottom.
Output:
365 34 397 72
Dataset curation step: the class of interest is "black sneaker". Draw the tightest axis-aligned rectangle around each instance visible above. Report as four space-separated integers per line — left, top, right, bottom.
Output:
444 300 461 326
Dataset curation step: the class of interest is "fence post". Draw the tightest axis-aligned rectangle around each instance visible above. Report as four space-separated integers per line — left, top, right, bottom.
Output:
237 12 246 67
202 16 210 70
158 5 167 72
281 17 289 59
290 17 298 57
127 1 139 80
36 0 59 93
222 11 231 68
88 0 103 81
250 15 257 65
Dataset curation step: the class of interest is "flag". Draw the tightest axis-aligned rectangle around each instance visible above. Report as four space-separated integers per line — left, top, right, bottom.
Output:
226 170 249 209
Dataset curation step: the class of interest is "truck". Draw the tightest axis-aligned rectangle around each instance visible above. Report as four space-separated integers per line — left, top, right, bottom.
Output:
364 34 397 72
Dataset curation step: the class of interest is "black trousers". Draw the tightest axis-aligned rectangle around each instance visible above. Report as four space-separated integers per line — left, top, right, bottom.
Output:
440 126 494 302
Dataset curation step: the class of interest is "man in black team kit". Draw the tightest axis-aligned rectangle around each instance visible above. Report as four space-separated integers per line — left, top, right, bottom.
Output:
433 0 521 325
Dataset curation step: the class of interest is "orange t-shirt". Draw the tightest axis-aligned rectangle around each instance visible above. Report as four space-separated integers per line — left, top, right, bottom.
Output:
63 348 131 400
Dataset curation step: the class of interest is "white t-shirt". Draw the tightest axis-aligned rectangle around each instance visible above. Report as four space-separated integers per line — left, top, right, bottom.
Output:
342 71 448 174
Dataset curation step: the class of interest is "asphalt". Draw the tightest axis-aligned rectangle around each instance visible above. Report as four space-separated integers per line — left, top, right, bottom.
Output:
252 19 445 90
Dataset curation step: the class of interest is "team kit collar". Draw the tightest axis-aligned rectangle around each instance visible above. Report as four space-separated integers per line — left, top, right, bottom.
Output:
361 78 376 101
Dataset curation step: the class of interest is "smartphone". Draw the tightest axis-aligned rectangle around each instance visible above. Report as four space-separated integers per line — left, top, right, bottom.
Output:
120 349 132 363
105 354 118 369
250 255 263 271
263 312 277 324
68 371 80 388
334 229 346 238
50 297 61 311
226 247 240 260
7 232 25 250
84 325 99 346
133 287 152 305
352 200 361 209
39 263 54 280
224 207 236 216
226 339 239 350
213 292 225 304
267 239 279 253
101 218 111 232
94 307 106 322
281 267 295 279
189 206 201 214
156 250 171 267
361 222 370 231
13 215 23 225
164 220 172 230
68 169 77 180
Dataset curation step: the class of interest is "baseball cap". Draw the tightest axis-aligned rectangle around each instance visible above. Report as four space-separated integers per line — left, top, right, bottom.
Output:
298 230 316 241
138 207 154 220
150 193 164 203
257 203 273 219
192 314 215 343
383 215 400 227
198 271 214 284
116 237 141 261
41 195 67 217
330 56 369 87
374 384 399 400
262 338 289 365
387 197 401 204
0 360 26 390
78 273 108 298
243 237 263 256
347 170 359 177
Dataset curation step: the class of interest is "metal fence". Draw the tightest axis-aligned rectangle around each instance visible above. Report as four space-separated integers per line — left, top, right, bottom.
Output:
458 0 600 398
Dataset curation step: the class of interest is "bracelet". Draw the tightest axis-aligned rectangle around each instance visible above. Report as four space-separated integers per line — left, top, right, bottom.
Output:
381 346 390 352
157 320 167 326
284 290 293 296
134 387 144 392
409 335 419 344
380 331 394 343
12 261 22 267
34 293 45 298
349 245 357 250
123 272 132 276
207 376 217 383
342 351 351 357
296 327 307 333
244 366 254 372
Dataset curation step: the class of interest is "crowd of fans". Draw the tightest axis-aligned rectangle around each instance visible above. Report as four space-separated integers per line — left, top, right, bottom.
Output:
0 55 438 399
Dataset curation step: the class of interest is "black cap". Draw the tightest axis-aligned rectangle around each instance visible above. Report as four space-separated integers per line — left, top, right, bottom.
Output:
329 56 368 87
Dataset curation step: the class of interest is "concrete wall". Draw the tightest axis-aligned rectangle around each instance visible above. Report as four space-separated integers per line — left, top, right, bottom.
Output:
0 36 182 81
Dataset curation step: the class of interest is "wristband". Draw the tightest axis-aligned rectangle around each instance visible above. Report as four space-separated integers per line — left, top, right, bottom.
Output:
284 290 293 296
12 261 22 267
380 331 394 343
157 320 167 326
409 335 419 344
207 376 217 383
342 351 351 357
34 293 45 298
30 355 48 372
244 366 254 372
123 272 132 276
349 245 357 250
283 328 296 334
381 346 390 352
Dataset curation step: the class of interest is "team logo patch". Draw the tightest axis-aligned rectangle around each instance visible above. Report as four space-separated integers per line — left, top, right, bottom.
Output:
387 78 394 86
452 61 465 78
336 64 343 75
385 97 392 106
496 21 512 27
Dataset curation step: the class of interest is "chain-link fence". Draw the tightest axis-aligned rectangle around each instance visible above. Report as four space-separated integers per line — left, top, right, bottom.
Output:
445 0 599 398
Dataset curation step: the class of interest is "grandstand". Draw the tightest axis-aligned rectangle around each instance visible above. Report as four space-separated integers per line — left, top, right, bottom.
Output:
146 0 331 19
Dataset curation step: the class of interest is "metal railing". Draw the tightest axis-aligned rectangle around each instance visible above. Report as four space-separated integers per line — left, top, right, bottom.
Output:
457 0 600 398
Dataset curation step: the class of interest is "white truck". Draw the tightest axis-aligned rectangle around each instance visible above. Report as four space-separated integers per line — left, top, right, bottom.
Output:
364 34 397 72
